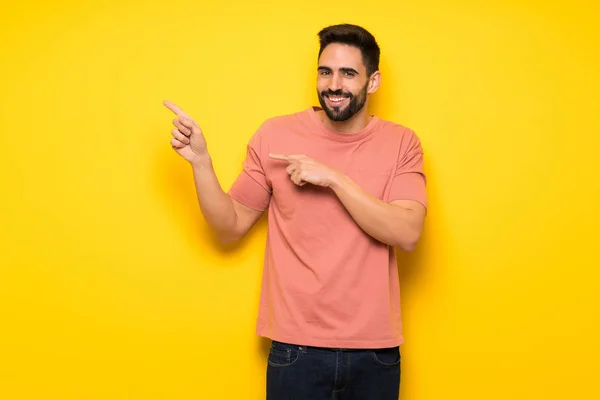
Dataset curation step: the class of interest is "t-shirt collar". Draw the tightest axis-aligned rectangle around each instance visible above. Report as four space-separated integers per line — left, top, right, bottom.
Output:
307 106 380 142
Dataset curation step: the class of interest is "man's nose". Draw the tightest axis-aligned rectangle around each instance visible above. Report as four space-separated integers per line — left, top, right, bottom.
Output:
329 73 343 92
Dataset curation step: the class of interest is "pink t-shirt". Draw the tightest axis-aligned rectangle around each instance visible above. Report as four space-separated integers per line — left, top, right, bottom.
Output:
228 107 427 349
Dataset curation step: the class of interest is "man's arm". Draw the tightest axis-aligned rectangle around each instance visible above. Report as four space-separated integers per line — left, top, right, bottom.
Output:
165 100 264 244
330 174 425 251
190 155 264 244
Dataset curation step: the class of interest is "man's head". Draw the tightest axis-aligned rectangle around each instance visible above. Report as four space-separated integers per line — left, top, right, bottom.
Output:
316 24 381 122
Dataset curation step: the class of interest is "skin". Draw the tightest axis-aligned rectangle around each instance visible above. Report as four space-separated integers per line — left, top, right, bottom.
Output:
164 43 426 251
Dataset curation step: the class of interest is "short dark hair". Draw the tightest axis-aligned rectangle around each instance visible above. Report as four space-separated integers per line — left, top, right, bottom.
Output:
317 24 380 76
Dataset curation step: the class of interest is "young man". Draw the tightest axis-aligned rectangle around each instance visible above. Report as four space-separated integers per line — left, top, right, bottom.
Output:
165 24 427 400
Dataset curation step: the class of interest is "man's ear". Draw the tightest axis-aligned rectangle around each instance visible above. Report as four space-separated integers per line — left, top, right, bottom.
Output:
367 71 381 94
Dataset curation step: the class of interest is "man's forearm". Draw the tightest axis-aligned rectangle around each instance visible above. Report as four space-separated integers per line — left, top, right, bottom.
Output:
330 174 423 252
190 155 238 239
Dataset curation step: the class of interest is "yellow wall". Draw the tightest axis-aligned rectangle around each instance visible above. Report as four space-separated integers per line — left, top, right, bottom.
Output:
1 0 599 398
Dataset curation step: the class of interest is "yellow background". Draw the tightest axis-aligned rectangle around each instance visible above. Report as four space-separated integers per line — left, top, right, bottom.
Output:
1 0 599 398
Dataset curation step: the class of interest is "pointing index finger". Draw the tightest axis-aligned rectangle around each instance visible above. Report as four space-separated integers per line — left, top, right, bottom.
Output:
269 153 295 162
163 100 188 117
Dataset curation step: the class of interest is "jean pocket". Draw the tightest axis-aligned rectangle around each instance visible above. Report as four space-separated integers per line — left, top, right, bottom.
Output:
268 343 301 368
371 347 401 366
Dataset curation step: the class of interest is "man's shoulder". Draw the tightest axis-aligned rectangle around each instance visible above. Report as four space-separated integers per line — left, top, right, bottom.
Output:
259 108 310 130
250 108 311 143
374 118 424 157
379 118 417 137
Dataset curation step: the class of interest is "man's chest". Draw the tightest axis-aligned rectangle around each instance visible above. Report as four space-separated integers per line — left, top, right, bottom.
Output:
264 132 399 214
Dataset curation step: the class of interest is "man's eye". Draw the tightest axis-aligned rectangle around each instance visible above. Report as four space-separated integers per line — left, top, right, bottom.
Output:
344 72 355 77
320 71 330 76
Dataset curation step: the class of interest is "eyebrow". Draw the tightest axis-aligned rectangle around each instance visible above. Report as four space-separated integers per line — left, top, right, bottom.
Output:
317 66 360 75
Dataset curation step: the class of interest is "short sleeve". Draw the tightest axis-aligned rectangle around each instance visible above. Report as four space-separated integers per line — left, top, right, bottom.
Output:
227 129 272 212
388 132 428 209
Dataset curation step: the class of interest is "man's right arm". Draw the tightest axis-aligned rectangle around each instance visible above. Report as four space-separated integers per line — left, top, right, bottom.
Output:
164 100 265 244
190 155 264 244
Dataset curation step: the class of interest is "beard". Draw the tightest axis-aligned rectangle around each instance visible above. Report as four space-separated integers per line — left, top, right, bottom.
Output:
317 81 369 122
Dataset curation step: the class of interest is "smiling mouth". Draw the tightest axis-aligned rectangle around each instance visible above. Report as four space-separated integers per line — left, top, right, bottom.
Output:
326 95 350 105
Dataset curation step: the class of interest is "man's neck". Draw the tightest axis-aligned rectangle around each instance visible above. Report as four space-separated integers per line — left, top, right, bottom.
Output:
318 107 372 133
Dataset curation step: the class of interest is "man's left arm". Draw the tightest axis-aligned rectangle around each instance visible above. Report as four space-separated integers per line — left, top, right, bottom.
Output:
330 176 426 252
334 132 427 251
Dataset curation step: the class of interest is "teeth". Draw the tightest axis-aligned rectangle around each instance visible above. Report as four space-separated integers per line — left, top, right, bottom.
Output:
329 96 345 102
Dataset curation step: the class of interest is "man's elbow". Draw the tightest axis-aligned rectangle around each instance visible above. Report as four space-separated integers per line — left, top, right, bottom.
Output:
216 231 243 245
397 240 418 253
216 221 252 244
394 231 422 253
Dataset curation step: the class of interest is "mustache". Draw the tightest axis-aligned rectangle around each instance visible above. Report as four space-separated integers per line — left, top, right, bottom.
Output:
321 89 353 98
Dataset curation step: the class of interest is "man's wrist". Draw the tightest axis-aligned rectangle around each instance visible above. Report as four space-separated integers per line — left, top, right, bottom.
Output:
328 171 348 191
190 152 212 169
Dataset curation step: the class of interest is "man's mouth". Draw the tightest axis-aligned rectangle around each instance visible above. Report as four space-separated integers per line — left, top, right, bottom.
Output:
326 95 350 106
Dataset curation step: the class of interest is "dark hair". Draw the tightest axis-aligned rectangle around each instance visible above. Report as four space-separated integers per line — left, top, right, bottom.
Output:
317 24 380 76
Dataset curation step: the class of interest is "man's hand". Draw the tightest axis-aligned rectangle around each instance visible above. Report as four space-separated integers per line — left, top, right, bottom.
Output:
269 153 341 188
164 100 208 163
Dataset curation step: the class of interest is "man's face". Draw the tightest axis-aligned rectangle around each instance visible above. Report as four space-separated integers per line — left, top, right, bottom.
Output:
317 43 371 122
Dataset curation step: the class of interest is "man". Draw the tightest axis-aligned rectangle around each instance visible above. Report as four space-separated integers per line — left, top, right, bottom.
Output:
165 24 427 400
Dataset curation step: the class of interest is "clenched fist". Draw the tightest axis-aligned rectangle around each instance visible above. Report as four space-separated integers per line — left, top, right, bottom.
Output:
164 100 208 163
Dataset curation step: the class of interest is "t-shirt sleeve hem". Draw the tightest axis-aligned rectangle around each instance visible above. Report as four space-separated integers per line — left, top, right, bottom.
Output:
228 171 271 212
387 172 428 210
388 196 428 211
228 188 270 212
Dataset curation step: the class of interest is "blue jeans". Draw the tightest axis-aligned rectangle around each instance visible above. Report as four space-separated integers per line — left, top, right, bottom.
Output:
266 340 401 400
